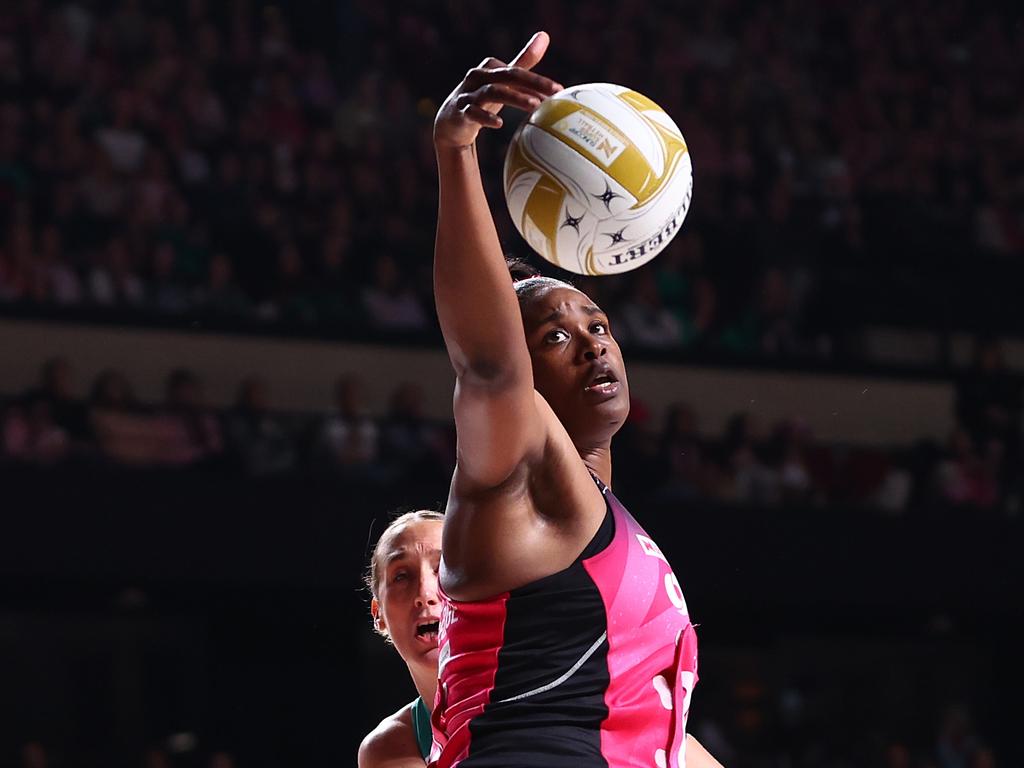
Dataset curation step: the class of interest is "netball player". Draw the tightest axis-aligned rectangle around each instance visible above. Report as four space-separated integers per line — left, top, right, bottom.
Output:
429 31 722 768
359 511 444 767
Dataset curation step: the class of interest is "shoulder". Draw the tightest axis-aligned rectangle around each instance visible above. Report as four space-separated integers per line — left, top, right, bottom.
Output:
358 703 423 768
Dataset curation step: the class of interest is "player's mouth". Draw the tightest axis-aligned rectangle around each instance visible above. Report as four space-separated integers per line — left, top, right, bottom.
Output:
415 619 440 645
584 365 620 399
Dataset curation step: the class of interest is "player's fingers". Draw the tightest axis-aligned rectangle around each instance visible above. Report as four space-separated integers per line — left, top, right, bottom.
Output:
471 66 562 96
455 86 538 115
509 31 550 71
459 103 503 129
477 56 507 70
471 83 542 112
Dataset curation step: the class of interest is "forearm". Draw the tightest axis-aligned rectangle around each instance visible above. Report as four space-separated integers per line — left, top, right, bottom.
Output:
433 143 532 383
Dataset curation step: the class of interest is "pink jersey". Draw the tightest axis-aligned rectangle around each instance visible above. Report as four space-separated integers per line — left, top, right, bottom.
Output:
429 480 699 767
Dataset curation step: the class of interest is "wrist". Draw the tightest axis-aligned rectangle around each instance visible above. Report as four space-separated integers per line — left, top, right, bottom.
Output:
435 141 478 165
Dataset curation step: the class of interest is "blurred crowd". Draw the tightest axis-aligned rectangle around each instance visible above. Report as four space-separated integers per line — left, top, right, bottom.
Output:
1 356 456 482
613 336 1022 513
1 0 1023 359
4 344 1021 515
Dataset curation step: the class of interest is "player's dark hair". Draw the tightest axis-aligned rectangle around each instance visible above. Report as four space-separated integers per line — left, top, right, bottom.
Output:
506 255 573 305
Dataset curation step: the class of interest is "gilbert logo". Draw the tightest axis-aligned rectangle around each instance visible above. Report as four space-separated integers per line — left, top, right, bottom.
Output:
552 111 626 167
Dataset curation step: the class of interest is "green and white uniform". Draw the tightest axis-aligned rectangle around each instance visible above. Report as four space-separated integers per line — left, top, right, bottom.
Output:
411 696 432 760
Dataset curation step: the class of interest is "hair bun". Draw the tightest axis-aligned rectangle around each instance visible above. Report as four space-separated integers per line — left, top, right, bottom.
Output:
505 255 540 282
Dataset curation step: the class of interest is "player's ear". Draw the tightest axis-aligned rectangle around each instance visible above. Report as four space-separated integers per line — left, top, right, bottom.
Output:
370 598 388 636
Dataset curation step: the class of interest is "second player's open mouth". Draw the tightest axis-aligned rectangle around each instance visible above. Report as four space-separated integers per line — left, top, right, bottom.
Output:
416 620 440 643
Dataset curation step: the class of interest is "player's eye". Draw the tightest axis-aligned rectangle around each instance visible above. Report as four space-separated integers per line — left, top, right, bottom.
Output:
591 322 608 335
546 329 570 344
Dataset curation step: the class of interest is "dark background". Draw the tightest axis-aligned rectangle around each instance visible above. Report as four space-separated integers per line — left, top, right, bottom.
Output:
3 467 1021 768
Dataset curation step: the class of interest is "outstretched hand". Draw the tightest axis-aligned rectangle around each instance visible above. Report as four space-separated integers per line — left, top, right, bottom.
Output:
433 31 563 150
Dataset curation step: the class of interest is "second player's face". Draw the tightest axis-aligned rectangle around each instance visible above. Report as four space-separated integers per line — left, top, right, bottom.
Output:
522 286 630 445
373 521 443 671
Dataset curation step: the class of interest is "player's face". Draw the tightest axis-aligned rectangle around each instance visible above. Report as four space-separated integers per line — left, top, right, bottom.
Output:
372 520 443 671
522 286 630 445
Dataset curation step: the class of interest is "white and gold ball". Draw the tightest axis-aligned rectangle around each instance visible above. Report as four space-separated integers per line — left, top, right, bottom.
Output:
503 82 693 276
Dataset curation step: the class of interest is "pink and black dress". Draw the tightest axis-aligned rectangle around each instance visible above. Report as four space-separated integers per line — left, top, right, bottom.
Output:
429 478 699 767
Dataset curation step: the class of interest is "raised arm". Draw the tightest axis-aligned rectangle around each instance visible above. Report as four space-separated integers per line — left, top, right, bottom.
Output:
432 33 562 488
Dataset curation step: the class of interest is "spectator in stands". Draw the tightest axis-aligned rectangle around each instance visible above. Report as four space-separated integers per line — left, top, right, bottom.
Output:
721 268 804 358
96 89 147 174
79 146 125 227
89 236 145 307
315 374 379 474
683 277 719 350
604 392 660 498
933 428 999 510
837 443 910 510
717 412 779 505
654 401 706 502
955 338 1021 461
36 225 82 306
361 253 428 332
1 221 33 303
616 270 684 348
149 242 190 315
225 376 296 475
976 156 1024 256
2 390 69 465
273 241 315 324
32 357 89 443
871 450 915 515
769 417 815 505
631 239 719 352
313 230 359 325
162 367 224 467
0 244 19 302
194 253 250 317
88 369 166 465
89 369 138 414
379 382 451 481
